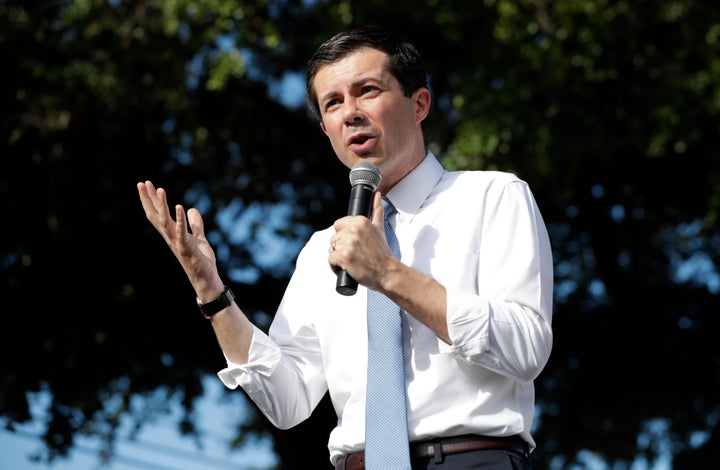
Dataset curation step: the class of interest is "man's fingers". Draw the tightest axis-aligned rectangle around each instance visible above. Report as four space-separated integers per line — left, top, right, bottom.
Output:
175 204 188 237
137 181 171 224
137 181 159 218
187 208 205 238
152 187 184 237
371 191 385 231
138 181 191 246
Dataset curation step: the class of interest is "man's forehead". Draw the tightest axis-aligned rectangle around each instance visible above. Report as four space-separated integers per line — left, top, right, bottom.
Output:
314 48 390 91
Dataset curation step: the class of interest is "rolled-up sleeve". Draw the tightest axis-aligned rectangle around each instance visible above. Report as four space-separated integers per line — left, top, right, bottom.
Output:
443 180 554 382
217 323 324 429
218 325 281 390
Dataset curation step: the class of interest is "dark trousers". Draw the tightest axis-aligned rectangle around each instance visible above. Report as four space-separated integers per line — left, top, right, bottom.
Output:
335 436 531 470
410 448 531 470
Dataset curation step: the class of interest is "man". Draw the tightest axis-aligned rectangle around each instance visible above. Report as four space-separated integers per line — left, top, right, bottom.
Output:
137 26 553 469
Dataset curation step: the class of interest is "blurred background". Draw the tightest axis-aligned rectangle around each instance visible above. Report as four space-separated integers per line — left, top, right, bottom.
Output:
2 1 719 468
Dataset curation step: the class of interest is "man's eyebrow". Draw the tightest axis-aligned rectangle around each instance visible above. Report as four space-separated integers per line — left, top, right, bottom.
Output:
319 89 340 105
319 77 390 103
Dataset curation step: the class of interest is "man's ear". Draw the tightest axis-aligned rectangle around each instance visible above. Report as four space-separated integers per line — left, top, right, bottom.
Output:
320 121 328 135
414 87 431 124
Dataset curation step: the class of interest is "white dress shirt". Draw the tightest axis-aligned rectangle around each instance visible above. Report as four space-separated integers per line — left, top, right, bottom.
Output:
218 152 554 465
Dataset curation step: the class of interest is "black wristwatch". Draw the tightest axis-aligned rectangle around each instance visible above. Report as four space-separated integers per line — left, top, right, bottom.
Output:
196 285 235 319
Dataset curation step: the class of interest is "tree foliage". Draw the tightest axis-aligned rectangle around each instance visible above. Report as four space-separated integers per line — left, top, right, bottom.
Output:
2 0 719 468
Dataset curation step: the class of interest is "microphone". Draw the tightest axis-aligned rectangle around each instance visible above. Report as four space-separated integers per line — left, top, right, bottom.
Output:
336 161 382 296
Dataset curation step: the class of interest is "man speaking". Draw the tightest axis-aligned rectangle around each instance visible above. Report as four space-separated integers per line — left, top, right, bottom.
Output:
137 26 554 470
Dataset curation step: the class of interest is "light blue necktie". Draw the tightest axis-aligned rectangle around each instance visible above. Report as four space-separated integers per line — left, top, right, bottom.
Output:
365 197 412 469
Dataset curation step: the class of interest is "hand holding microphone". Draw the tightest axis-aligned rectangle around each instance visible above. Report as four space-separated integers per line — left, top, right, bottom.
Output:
335 162 382 296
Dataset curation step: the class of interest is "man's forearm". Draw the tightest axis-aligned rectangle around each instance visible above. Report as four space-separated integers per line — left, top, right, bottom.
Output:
208 303 254 364
381 259 450 344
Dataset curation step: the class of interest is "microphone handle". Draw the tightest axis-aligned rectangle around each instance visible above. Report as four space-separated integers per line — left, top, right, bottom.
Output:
336 270 358 296
336 183 375 296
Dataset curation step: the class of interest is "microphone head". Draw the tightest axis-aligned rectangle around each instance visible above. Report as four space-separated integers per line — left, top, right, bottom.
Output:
349 161 382 190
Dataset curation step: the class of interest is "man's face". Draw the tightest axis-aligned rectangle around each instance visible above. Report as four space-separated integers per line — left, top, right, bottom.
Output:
313 47 430 193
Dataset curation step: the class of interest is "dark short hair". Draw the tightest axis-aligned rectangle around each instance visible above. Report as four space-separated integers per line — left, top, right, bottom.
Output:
305 26 428 121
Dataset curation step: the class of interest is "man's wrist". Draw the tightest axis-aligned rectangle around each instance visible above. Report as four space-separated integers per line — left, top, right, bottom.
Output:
196 285 235 319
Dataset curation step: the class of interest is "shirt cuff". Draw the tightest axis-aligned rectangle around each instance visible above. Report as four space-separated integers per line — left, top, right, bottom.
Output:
444 287 490 360
217 325 281 390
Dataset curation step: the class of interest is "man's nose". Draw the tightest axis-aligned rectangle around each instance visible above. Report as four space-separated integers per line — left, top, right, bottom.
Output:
343 99 364 125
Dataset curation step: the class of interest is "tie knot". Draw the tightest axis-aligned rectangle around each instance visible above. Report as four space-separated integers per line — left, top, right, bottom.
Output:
381 197 396 218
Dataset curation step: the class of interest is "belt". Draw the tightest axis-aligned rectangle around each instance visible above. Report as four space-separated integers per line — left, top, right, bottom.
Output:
335 434 528 470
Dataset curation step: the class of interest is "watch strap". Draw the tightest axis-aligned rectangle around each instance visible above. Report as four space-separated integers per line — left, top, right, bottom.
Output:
197 285 234 319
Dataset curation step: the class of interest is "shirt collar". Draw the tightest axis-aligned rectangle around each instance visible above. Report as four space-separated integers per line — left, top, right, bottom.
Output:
385 152 445 223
